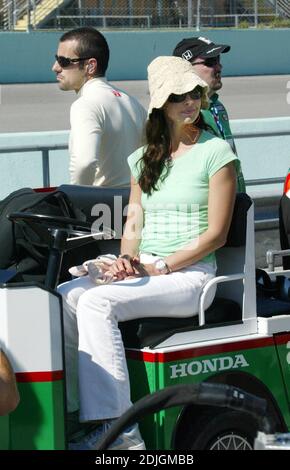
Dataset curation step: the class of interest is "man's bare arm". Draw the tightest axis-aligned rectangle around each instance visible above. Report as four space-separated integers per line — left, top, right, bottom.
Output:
0 350 20 415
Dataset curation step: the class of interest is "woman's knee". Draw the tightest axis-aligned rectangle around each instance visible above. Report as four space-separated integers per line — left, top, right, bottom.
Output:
58 281 81 314
76 287 116 320
57 280 72 298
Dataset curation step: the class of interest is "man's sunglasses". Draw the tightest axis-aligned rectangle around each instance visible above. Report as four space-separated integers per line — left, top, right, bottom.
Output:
192 56 220 68
55 55 91 68
168 88 202 103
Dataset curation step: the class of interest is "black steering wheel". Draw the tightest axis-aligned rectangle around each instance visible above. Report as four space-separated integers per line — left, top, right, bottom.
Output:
8 211 115 240
8 211 116 289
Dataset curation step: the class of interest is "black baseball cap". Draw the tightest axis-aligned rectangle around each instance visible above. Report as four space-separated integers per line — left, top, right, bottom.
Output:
173 36 230 62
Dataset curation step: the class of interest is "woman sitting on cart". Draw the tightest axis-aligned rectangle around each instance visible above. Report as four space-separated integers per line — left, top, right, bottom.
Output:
59 56 238 450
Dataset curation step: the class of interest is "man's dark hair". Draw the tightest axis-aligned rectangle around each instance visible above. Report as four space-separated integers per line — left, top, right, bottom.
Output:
60 27 110 76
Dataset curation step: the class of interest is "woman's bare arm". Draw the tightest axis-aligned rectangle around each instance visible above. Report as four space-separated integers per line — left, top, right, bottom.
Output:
164 162 237 272
108 176 144 279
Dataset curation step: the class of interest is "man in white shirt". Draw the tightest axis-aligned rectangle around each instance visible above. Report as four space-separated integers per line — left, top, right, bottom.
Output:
52 28 147 187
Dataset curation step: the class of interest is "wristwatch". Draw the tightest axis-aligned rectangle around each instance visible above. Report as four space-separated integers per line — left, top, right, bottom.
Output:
154 258 171 275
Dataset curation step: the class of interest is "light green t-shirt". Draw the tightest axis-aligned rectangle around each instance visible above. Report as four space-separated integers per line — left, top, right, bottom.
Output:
127 130 237 263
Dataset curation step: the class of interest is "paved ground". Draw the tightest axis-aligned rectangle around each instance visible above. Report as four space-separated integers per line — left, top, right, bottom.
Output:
0 74 289 132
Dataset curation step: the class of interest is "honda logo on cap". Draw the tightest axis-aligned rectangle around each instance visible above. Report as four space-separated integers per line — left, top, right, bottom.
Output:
182 50 193 61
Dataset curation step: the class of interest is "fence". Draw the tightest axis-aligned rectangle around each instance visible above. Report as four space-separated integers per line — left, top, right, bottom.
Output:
0 123 288 267
0 126 289 226
0 143 67 187
0 0 288 31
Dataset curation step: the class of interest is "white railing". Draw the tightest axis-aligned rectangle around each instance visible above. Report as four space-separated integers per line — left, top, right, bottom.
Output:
0 125 289 227
0 127 289 189
0 143 67 187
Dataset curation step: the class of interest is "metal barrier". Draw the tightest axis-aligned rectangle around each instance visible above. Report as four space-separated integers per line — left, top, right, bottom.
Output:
0 137 286 231
0 143 67 188
0 127 284 269
0 141 286 196
246 177 284 187
233 130 290 139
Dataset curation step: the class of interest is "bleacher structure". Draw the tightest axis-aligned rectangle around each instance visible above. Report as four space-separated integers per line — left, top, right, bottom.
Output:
0 0 289 32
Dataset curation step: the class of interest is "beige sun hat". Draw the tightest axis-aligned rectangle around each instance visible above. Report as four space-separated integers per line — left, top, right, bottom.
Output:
147 56 209 116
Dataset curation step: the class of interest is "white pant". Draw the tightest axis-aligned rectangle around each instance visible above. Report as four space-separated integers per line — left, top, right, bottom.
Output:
58 254 216 422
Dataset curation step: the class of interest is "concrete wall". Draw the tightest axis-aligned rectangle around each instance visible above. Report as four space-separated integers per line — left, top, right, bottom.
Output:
0 29 290 83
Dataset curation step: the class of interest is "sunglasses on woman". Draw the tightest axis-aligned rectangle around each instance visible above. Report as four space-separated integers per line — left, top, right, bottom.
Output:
168 88 202 103
55 55 91 68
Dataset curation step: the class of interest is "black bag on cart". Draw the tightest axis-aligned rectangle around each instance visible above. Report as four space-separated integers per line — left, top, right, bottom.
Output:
0 187 91 283
256 268 290 317
279 193 290 269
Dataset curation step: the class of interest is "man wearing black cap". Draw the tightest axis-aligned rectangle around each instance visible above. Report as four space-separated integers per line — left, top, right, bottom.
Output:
173 36 245 192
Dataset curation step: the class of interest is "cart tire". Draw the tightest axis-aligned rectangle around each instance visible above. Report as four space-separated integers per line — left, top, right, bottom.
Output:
181 409 257 450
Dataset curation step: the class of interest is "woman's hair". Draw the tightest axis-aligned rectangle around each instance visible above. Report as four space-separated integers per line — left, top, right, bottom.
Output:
138 109 209 195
